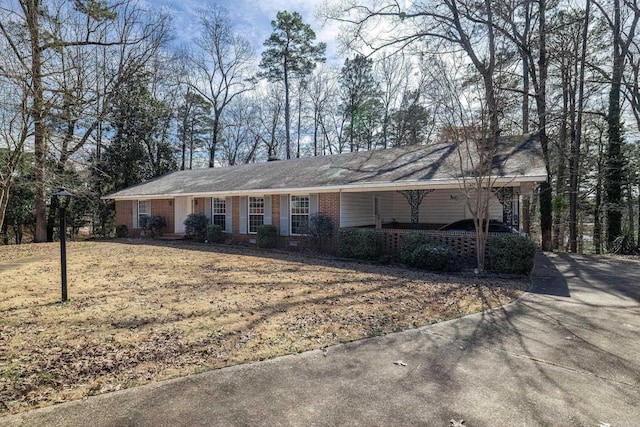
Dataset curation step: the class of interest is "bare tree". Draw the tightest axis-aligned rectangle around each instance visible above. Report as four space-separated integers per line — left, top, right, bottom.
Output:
0 0 171 242
0 70 31 234
329 0 504 271
189 5 255 168
592 0 640 249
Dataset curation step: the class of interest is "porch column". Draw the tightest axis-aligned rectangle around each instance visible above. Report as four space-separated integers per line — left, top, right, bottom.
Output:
495 187 516 228
398 190 434 228
519 183 535 234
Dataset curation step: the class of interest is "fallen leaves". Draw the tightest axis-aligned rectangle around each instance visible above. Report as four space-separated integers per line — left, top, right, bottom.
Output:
0 240 528 415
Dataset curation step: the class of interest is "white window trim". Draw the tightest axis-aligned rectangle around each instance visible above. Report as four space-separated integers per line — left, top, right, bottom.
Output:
212 198 227 230
137 200 150 229
248 196 265 234
290 195 310 236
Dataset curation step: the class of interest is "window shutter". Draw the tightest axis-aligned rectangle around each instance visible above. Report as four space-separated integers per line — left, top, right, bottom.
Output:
204 197 212 223
264 195 272 225
132 200 139 228
280 194 289 236
310 194 319 215
225 197 233 233
239 196 248 234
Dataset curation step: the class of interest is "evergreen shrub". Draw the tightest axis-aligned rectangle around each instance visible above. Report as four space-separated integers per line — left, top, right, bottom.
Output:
206 224 224 243
184 213 209 242
337 228 382 260
399 232 432 264
257 224 278 248
410 242 459 272
115 224 129 238
488 234 537 274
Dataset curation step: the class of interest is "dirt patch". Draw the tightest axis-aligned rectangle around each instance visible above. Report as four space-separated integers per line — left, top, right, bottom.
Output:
0 240 529 415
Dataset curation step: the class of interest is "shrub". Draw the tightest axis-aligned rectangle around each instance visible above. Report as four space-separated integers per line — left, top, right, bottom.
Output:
306 213 335 249
611 230 637 255
140 215 166 237
338 228 382 261
115 224 129 238
488 234 537 274
206 224 224 243
257 224 278 248
410 242 459 272
184 213 209 242
399 232 432 264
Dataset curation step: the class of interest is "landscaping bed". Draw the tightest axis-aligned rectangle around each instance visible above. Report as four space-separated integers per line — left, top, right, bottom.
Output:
0 240 529 415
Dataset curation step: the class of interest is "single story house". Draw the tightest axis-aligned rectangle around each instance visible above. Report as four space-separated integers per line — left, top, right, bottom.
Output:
105 134 546 254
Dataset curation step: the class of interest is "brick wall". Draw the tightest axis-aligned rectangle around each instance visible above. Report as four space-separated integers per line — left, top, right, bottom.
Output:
319 192 340 227
115 200 133 229
232 196 240 236
319 192 341 252
150 199 175 234
375 228 503 267
194 198 205 215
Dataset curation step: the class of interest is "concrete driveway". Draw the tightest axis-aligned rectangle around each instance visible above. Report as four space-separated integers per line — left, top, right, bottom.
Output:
4 253 639 426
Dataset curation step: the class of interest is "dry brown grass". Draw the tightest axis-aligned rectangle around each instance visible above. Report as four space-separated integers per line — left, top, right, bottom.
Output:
0 240 529 415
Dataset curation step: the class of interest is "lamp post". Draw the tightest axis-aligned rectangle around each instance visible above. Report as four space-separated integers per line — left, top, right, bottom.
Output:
52 188 72 302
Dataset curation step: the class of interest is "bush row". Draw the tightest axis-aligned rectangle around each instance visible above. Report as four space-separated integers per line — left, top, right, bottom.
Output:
115 217 537 275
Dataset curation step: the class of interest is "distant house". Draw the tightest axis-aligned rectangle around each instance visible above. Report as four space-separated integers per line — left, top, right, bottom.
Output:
105 134 546 250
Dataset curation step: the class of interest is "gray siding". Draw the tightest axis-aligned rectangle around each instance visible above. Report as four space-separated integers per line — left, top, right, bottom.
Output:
264 195 272 225
204 197 212 222
340 193 375 227
376 189 502 224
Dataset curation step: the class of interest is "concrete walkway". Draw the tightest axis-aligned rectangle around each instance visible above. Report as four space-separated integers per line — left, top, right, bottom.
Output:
4 253 639 426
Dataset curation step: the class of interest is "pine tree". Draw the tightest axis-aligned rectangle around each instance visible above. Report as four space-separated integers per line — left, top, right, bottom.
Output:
259 11 326 159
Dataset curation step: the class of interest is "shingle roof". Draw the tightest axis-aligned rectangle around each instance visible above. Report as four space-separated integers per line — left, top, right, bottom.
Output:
106 134 546 199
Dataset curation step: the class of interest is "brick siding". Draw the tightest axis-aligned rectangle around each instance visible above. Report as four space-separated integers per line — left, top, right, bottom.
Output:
150 199 175 234
115 200 132 230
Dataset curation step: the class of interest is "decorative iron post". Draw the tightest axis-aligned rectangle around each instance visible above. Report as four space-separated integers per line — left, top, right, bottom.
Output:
52 188 72 302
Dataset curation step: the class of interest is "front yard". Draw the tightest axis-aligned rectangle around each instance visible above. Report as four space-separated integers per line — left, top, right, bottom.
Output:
0 240 529 415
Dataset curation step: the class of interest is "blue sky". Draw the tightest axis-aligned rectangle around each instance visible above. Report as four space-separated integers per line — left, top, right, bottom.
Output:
153 0 342 62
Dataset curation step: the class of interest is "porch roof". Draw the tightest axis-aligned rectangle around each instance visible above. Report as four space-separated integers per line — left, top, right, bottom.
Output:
105 134 546 200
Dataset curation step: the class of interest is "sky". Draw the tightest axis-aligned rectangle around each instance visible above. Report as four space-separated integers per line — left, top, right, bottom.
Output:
153 0 344 64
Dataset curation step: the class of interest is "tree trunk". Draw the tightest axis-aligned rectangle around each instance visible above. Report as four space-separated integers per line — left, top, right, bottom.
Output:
26 1 47 243
603 0 639 249
209 116 219 168
296 86 302 158
537 0 553 251
284 62 291 159
637 184 640 249
569 0 590 253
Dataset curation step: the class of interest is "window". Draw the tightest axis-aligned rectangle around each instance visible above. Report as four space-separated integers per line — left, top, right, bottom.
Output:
248 197 264 233
137 200 149 228
290 195 309 235
212 198 226 229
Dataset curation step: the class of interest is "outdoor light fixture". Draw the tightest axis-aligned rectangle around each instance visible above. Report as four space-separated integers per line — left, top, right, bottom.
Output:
52 188 72 302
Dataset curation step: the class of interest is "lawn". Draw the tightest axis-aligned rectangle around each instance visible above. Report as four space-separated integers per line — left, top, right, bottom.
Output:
0 240 529 415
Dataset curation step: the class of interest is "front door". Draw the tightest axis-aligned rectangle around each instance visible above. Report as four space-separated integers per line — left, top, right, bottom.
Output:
174 196 193 234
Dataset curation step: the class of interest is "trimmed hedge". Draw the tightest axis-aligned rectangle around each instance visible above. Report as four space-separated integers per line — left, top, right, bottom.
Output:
399 232 432 264
206 224 224 243
410 242 459 272
337 228 383 261
184 213 209 242
488 234 537 274
257 224 278 248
